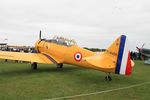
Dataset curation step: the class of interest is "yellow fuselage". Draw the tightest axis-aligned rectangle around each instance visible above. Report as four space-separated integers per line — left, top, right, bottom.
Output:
35 40 100 70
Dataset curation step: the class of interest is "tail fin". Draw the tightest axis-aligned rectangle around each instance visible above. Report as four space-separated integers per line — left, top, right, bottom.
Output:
106 35 133 75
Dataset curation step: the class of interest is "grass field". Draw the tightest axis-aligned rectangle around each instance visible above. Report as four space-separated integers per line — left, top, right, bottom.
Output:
0 60 150 100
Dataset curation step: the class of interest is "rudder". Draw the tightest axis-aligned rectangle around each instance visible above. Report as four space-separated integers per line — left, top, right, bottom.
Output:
106 35 132 75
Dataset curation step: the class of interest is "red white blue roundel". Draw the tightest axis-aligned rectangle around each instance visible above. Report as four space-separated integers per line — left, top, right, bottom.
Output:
74 52 82 62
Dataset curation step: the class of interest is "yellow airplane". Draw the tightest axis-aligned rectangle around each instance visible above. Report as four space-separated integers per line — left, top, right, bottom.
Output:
0 31 134 81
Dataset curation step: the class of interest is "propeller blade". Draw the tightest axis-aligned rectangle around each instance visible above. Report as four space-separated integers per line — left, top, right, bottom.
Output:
136 47 140 52
39 30 41 40
141 43 145 48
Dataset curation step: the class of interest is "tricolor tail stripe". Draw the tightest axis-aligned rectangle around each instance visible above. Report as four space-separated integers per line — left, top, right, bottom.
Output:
115 35 126 74
115 35 132 75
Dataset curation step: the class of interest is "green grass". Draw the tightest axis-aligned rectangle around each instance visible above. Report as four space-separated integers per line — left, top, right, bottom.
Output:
0 60 150 100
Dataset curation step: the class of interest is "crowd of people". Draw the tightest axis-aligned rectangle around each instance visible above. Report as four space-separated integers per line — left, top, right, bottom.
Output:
1 46 37 53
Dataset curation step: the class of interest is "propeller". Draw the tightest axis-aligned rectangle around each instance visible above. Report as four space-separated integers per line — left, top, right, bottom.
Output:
39 30 42 40
136 43 145 52
136 46 140 52
141 43 145 48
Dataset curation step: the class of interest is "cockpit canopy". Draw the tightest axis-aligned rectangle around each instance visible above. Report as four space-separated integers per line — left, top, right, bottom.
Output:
45 36 77 46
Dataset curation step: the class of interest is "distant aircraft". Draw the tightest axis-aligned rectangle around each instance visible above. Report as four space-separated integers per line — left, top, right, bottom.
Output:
136 44 150 64
0 31 134 81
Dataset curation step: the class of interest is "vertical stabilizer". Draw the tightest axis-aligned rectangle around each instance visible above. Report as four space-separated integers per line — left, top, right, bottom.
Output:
106 35 132 75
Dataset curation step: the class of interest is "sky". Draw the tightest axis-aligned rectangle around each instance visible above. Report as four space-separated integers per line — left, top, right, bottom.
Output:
0 0 150 51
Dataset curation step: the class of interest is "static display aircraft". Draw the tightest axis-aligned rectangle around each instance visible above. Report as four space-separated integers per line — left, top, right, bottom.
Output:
0 31 134 81
137 44 150 64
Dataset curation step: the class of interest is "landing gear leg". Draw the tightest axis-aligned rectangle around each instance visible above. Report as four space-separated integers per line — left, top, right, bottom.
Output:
31 62 37 70
105 73 112 81
57 63 63 69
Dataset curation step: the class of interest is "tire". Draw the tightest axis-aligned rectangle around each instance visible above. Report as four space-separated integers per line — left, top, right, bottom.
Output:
108 76 112 81
57 63 63 68
105 76 112 81
31 62 37 70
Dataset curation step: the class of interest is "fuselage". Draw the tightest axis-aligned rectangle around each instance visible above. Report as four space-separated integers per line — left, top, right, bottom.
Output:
141 48 150 57
35 40 98 69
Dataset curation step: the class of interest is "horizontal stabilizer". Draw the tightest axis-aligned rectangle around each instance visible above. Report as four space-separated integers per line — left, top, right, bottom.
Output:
83 53 116 72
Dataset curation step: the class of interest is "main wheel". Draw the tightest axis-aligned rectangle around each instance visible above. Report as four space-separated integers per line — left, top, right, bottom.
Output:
105 76 112 81
108 76 112 81
31 62 37 70
57 63 63 68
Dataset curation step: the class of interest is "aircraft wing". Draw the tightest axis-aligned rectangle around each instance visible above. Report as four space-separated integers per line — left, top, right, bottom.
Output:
0 51 62 64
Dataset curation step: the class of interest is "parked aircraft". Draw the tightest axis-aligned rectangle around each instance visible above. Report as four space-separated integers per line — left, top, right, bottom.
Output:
0 31 134 81
136 44 150 64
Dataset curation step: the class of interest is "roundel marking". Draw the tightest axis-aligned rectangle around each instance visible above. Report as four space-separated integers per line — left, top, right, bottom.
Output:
74 52 82 62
